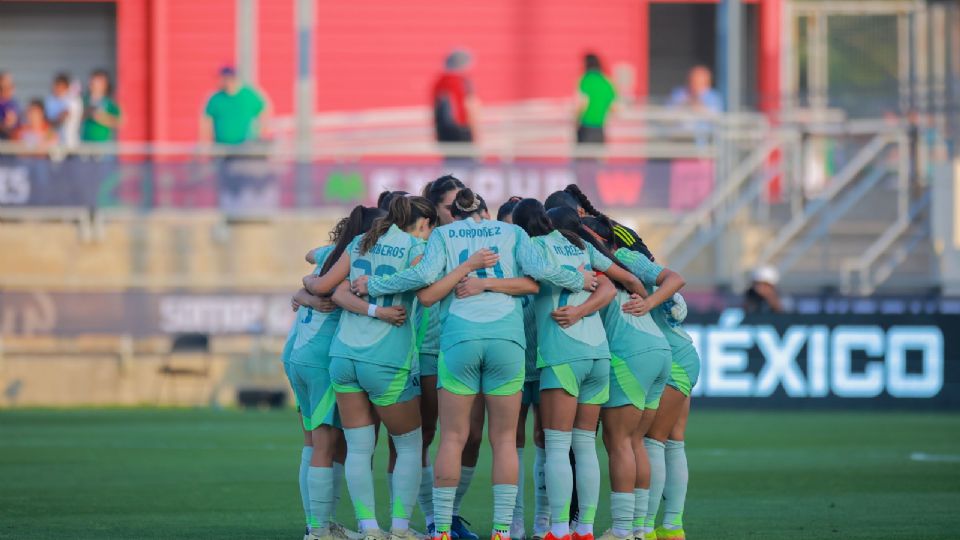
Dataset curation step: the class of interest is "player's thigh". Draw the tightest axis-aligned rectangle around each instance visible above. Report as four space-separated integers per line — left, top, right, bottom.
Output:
647 386 687 442
479 339 525 397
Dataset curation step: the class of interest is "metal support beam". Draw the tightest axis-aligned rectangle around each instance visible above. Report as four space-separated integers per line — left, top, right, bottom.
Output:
294 0 315 207
717 0 743 113
236 0 258 85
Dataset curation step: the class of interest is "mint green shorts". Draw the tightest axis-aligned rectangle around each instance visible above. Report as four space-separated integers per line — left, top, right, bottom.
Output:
329 357 420 407
438 339 525 396
284 361 340 430
666 341 701 397
419 353 439 378
604 349 672 410
540 358 610 405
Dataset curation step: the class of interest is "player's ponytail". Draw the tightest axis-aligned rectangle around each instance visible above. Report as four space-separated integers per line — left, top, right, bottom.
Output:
322 205 385 276
548 206 630 273
449 187 484 219
564 183 656 261
360 195 438 254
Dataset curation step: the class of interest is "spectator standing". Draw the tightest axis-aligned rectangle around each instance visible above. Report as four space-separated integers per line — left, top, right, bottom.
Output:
576 53 617 145
16 99 56 203
432 49 478 148
0 71 20 141
44 72 83 148
668 65 722 113
81 70 121 142
200 65 267 145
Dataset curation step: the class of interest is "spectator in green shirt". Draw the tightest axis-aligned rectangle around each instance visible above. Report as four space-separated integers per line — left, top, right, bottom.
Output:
576 53 617 145
81 69 121 142
200 65 268 145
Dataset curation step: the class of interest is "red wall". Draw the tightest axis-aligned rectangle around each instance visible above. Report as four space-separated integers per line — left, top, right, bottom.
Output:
110 0 778 141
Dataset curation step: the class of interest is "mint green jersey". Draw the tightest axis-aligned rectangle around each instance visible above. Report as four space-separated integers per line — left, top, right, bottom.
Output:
600 289 670 359
614 248 693 347
289 245 342 367
365 219 586 350
533 231 613 366
329 225 426 367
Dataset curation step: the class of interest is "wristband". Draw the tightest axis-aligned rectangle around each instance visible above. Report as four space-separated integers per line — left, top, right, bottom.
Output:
367 304 378 318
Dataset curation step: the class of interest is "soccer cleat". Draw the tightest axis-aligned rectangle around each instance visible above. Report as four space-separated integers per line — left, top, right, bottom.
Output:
490 532 511 540
451 516 480 540
571 532 594 540
309 525 358 540
542 532 571 540
433 531 453 540
391 528 425 540
596 531 631 540
359 529 388 540
330 522 360 540
654 528 683 540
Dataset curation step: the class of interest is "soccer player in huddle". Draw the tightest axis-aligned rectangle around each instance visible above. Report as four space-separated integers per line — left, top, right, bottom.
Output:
281 178 697 540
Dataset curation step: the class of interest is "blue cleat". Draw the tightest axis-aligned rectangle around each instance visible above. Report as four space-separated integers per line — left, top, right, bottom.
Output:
450 516 479 540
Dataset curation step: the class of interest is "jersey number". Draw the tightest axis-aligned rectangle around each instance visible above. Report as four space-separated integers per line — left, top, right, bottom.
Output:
352 260 398 307
458 247 505 279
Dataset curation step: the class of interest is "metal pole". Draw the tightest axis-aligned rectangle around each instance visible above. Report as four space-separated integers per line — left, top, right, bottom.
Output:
295 0 315 207
237 0 258 85
717 0 744 113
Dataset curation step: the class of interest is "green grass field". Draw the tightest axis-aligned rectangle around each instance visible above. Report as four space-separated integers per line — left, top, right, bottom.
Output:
1 408 959 539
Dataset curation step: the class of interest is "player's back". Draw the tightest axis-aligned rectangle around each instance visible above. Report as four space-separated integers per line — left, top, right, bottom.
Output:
434 218 525 348
533 230 610 365
331 227 424 367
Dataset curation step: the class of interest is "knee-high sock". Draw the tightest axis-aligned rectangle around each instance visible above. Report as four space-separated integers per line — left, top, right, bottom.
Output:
332 461 344 519
544 429 573 537
632 488 649 534
452 466 475 515
419 464 435 525
643 438 666 531
300 447 313 527
493 483 519 533
433 486 457 534
512 447 526 525
344 425 379 532
610 491 635 537
662 440 688 530
571 429 600 535
390 428 423 531
533 445 550 534
308 466 335 530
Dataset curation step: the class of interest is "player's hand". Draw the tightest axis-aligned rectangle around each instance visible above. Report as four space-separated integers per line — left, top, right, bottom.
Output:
466 248 499 271
622 294 652 316
579 264 598 292
376 305 407 327
351 275 370 296
551 305 584 328
455 276 487 298
313 296 337 313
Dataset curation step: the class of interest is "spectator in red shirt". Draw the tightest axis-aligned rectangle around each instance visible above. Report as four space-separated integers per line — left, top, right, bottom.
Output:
432 49 478 146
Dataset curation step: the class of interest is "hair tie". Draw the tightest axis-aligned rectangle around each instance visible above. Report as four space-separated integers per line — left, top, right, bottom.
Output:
455 199 481 213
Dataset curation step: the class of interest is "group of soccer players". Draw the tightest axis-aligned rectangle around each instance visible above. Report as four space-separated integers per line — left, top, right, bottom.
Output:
282 176 701 540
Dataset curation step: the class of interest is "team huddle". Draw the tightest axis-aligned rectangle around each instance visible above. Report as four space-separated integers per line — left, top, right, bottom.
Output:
282 177 701 540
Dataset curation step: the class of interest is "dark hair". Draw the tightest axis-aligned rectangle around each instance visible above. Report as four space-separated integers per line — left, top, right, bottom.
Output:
544 190 580 212
585 53 602 72
53 73 70 87
512 198 554 238
360 195 438 254
449 188 486 220
581 216 614 250
27 98 45 112
564 183 655 259
377 190 409 211
321 206 385 276
423 174 466 207
548 206 630 273
496 196 522 222
90 69 113 95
